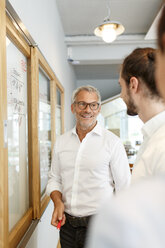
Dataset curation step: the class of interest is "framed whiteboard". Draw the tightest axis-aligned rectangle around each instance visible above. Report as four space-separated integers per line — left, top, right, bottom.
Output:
7 37 29 231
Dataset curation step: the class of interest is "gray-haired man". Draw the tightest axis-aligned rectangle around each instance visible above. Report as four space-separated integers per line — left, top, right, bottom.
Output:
46 85 130 248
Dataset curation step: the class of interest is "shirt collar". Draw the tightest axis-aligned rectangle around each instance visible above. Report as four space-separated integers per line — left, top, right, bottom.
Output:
72 126 77 135
142 110 165 138
71 122 102 136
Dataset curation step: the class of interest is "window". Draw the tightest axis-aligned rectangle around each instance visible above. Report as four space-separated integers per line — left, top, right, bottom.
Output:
101 96 143 164
55 86 64 136
39 69 51 196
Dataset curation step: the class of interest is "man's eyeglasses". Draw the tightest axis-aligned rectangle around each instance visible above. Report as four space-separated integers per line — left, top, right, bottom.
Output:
74 101 100 110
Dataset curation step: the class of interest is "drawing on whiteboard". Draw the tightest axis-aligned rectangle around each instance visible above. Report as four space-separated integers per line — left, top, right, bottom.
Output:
7 68 26 127
21 59 27 72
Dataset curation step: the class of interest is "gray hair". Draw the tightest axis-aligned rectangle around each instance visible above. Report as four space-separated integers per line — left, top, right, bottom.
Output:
71 85 101 104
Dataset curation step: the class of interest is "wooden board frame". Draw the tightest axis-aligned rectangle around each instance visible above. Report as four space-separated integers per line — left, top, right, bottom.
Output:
34 50 60 218
0 11 33 248
0 1 8 247
0 4 65 247
6 14 32 248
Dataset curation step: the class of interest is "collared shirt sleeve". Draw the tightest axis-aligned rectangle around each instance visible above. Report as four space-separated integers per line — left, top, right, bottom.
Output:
46 139 62 196
110 140 131 192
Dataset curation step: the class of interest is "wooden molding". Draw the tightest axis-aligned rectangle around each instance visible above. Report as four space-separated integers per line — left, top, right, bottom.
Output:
9 209 33 248
6 15 30 57
38 51 54 80
30 47 41 219
0 0 9 247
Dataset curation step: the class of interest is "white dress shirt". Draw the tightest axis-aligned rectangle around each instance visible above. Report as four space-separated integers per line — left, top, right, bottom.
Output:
87 176 165 248
132 110 165 183
46 123 130 217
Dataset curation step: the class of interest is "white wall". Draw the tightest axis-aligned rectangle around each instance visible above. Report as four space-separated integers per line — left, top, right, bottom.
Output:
25 202 59 248
9 0 76 247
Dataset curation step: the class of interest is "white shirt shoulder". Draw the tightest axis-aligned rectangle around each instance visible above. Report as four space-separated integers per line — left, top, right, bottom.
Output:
87 176 165 248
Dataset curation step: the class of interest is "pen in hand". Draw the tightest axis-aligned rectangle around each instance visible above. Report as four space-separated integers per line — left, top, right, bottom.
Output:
57 220 62 230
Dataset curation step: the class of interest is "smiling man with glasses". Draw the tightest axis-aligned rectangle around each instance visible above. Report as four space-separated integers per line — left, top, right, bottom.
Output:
46 85 131 248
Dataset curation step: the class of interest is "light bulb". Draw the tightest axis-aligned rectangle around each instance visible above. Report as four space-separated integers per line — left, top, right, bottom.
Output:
102 24 117 43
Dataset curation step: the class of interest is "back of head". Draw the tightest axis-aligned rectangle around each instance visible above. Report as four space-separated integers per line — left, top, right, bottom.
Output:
157 4 165 53
121 47 160 98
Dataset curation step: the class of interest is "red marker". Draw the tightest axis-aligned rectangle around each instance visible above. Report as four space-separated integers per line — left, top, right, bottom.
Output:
57 220 62 230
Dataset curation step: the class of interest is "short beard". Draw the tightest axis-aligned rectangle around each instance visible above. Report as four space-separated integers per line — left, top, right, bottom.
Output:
79 119 97 130
127 106 138 116
126 90 138 116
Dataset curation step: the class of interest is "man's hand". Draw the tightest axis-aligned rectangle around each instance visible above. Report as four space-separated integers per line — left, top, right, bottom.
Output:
51 199 66 227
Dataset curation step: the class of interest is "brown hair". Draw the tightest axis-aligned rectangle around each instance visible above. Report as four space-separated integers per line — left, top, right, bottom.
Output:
157 4 165 53
121 47 160 97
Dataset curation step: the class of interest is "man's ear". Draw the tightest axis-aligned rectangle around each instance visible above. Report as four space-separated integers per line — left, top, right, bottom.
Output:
71 103 74 114
129 77 139 93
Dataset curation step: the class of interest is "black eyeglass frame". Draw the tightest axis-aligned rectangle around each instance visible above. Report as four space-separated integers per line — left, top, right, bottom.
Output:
74 101 100 110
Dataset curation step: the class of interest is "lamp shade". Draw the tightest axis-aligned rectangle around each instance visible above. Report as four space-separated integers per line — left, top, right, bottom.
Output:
94 20 125 43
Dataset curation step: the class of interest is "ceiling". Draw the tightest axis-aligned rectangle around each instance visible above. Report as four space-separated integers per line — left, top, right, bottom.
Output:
56 0 163 101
